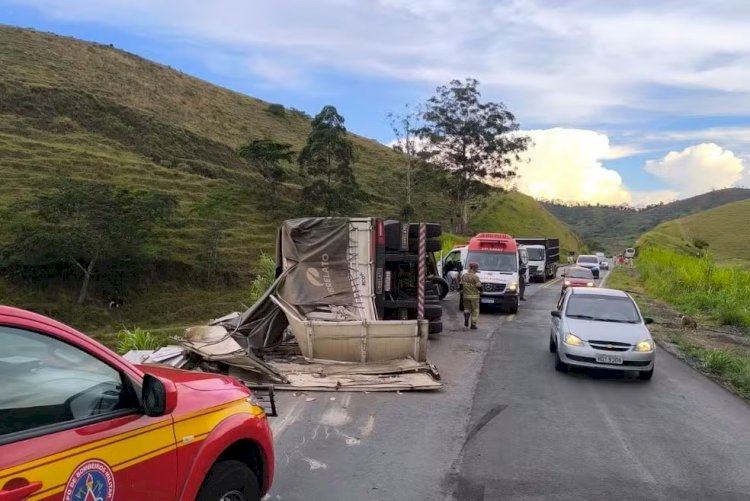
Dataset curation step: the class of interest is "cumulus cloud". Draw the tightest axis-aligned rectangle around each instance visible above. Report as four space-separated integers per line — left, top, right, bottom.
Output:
644 143 746 197
511 129 632 205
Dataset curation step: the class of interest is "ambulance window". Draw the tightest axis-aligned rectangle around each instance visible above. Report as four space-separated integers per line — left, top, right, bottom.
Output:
0 326 131 438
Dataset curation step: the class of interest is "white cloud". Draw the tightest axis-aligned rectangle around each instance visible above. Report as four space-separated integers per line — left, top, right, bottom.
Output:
511 128 633 205
644 143 746 197
13 0 750 123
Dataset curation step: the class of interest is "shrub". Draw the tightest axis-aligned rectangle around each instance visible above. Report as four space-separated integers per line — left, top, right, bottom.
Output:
248 252 277 303
266 103 286 116
117 327 161 353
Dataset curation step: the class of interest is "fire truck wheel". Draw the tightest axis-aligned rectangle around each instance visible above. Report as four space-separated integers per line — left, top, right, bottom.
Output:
197 459 261 501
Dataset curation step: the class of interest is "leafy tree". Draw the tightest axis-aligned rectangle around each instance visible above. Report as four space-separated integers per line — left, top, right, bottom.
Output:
418 78 529 233
238 139 294 205
2 179 176 303
298 105 361 216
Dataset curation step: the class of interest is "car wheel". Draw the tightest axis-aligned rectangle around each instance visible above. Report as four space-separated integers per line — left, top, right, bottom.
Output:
197 460 260 501
554 350 568 373
638 367 654 381
549 335 556 353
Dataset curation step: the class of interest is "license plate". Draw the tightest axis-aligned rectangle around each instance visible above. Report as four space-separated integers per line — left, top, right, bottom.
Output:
481 298 494 304
595 353 623 365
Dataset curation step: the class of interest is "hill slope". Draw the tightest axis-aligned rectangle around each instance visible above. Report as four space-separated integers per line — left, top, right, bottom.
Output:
470 191 585 257
637 198 750 266
543 188 750 253
0 26 583 336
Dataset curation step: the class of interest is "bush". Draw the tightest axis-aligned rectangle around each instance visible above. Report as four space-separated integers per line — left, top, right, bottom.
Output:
248 252 277 303
266 103 286 116
116 327 161 354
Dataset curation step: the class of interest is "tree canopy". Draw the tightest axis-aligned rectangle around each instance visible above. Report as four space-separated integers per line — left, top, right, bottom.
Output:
2 179 176 303
418 78 529 232
298 105 361 216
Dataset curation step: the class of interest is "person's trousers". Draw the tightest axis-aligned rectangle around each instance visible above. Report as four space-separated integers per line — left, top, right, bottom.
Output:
463 296 479 325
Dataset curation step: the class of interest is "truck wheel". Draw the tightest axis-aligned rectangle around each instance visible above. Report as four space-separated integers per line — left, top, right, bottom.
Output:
197 460 260 501
432 277 449 300
408 222 442 238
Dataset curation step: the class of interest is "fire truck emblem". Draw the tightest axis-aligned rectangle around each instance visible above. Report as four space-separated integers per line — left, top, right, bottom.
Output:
63 459 115 501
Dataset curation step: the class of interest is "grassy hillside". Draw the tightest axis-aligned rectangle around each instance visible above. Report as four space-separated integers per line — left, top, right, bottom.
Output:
469 191 585 258
543 188 750 254
637 198 750 267
0 26 582 338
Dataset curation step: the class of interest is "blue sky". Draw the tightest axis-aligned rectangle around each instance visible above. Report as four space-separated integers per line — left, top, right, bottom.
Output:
2 0 749 205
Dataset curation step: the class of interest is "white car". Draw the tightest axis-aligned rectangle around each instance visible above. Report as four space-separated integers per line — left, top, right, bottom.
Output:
595 252 609 270
549 288 655 380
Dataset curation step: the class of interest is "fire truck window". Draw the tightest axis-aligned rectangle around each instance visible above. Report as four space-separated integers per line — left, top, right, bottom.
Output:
0 326 129 437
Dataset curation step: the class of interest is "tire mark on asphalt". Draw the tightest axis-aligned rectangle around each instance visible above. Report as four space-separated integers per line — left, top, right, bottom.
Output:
461 404 508 451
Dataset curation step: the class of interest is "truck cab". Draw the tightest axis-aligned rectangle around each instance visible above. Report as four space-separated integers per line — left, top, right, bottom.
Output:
456 233 521 313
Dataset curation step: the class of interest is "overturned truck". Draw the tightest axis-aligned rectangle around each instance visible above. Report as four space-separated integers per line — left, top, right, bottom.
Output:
192 217 444 391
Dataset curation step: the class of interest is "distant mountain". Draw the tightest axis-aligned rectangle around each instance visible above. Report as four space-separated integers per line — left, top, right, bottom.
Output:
638 198 750 265
543 188 750 253
471 191 585 257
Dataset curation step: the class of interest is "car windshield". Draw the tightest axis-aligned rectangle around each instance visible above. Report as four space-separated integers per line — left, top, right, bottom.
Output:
467 251 517 272
566 294 641 323
577 255 598 264
566 268 593 279
526 248 544 261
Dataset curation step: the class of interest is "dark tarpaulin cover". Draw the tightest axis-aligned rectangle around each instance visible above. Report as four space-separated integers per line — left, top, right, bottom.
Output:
275 217 355 307
215 218 356 352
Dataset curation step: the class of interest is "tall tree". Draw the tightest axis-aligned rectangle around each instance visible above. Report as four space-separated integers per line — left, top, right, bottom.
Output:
238 139 294 207
2 180 176 303
418 78 529 233
298 105 361 216
387 104 422 219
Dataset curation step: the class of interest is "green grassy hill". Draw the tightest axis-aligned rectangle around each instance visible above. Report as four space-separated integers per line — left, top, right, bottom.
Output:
543 188 750 254
0 26 583 339
470 191 585 257
637 198 750 267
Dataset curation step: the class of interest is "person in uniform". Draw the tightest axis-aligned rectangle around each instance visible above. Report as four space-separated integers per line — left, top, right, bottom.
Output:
461 262 482 329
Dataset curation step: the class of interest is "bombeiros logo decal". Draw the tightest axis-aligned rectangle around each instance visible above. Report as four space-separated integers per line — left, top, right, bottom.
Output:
63 459 115 501
305 253 335 294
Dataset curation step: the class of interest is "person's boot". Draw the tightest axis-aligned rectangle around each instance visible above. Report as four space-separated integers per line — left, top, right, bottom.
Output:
464 312 470 327
470 323 478 330
521 297 527 301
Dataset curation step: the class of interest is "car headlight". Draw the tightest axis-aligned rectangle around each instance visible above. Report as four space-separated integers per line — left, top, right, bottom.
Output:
564 333 584 346
587 282 594 286
508 281 518 291
634 339 654 352
564 280 571 286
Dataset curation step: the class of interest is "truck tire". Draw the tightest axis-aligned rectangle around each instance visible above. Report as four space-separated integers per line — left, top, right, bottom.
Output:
428 320 443 334
432 277 449 299
408 222 442 238
197 459 260 501
385 237 442 252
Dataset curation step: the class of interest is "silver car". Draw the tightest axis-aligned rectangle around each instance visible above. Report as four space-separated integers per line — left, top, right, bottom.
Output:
549 287 655 380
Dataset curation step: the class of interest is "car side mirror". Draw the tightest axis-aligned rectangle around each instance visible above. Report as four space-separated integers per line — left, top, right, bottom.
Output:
644 317 654 325
550 310 561 318
142 373 178 416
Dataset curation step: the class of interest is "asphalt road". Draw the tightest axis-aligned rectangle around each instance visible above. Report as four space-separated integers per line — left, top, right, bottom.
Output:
265 270 750 500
